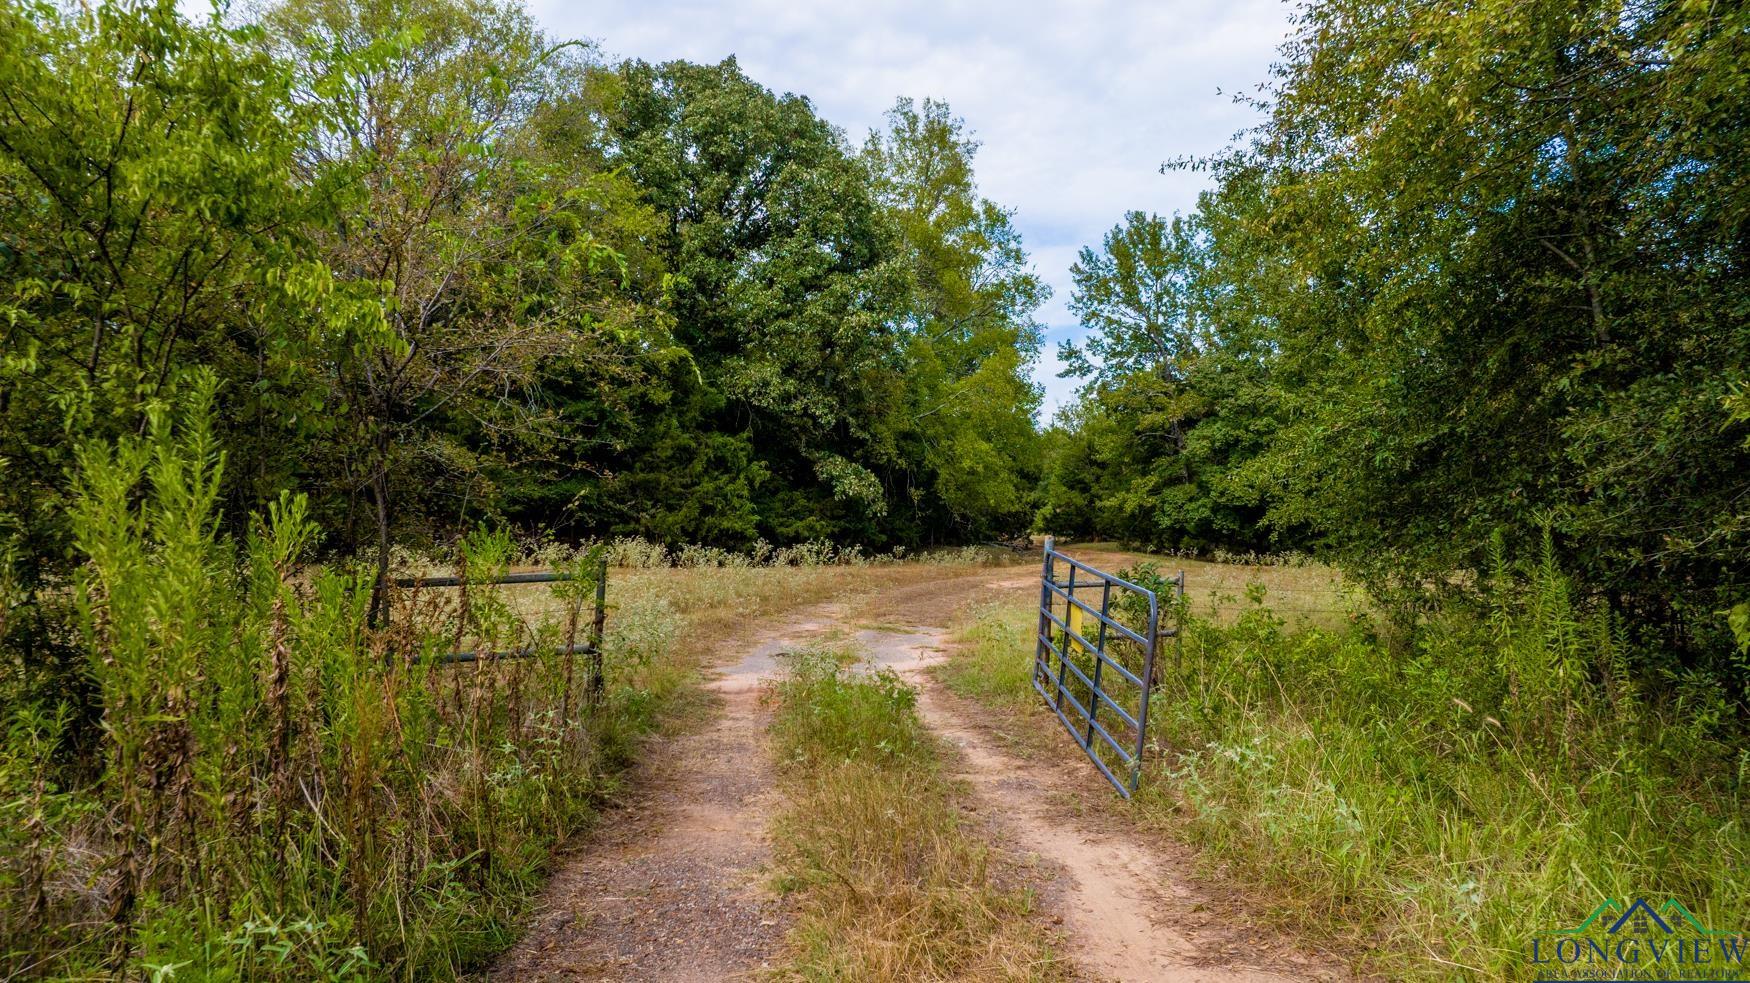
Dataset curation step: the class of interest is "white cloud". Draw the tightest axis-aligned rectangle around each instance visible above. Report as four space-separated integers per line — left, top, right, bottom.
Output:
528 0 1295 417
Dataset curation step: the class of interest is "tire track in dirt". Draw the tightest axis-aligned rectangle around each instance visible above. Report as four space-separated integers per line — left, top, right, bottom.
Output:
913 671 1342 982
492 566 1353 982
848 573 1350 983
487 602 848 981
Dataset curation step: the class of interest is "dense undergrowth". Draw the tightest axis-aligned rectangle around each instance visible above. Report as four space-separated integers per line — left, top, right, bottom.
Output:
947 553 1750 981
0 382 1029 979
0 388 971 981
766 652 1063 981
0 389 682 980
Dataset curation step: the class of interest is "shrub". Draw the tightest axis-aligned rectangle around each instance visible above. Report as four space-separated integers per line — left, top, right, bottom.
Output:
0 380 668 980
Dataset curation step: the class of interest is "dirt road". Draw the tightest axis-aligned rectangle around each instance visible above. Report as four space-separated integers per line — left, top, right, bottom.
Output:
490 566 1348 982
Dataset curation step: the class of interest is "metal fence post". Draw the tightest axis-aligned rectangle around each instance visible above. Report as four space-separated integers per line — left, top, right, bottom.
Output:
588 555 608 705
1133 589 1160 791
1035 537 1055 690
1175 570 1186 671
1055 562 1077 711
1085 580 1111 751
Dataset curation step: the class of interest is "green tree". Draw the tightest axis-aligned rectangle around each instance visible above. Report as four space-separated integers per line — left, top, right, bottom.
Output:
1151 0 1750 662
1061 211 1201 386
864 98 1046 538
1045 211 1281 551
261 0 631 614
0 0 377 686
589 58 913 545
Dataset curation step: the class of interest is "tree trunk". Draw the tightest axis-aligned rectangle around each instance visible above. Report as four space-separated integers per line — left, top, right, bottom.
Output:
365 425 393 628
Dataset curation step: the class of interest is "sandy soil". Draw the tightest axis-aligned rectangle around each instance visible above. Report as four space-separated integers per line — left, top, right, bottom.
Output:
487 604 848 981
489 562 1354 982
849 587 1347 983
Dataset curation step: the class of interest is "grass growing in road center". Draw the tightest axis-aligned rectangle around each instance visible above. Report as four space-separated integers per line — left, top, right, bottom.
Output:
766 652 1064 981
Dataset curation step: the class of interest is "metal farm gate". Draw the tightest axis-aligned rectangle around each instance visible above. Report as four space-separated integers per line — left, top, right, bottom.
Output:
1033 537 1182 797
394 562 610 696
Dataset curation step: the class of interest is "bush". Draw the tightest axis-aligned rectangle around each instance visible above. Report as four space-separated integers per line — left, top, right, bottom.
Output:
1136 548 1750 979
0 381 670 980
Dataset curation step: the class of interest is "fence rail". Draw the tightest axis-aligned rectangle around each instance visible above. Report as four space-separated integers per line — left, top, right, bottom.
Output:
393 561 609 693
392 570 587 590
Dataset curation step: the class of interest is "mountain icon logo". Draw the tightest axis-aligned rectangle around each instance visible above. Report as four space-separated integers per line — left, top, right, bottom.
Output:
1528 896 1749 982
1543 897 1738 938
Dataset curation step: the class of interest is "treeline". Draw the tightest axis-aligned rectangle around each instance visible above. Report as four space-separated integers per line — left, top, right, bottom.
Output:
0 2 1049 972
1044 0 1750 670
0 0 1045 675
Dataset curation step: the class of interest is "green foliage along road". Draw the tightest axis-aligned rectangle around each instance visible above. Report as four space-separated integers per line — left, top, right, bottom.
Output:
0 0 1047 647
0 2 1050 975
1043 0 1750 674
527 79 1046 547
3 0 1750 978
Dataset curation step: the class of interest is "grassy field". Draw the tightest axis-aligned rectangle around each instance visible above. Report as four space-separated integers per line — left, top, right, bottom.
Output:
940 545 1750 981
765 650 1065 981
1052 542 1361 627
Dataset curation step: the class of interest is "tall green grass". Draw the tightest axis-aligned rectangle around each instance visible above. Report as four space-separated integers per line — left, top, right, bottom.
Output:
766 653 1064 981
950 550 1750 980
0 380 682 980
937 602 1041 712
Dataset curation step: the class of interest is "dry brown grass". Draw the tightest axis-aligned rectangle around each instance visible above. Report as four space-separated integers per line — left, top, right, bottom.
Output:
1060 541 1357 627
508 561 1016 633
766 653 1067 982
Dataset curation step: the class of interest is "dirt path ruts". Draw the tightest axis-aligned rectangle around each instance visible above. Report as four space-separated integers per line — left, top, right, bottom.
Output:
487 602 849 981
853 619 1342 983
491 567 1350 982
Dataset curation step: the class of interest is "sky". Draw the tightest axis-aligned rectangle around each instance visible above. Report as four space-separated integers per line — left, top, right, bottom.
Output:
528 0 1295 421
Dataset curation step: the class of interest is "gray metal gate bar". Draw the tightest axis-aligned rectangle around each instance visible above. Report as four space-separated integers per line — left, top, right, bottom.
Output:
393 569 583 589
437 640 594 664
1032 536 1182 798
393 560 609 668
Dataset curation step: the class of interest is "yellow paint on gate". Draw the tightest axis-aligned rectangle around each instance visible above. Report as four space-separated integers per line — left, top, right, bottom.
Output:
1067 601 1088 656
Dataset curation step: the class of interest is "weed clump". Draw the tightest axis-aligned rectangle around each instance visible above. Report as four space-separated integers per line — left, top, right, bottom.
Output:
769 652 926 765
